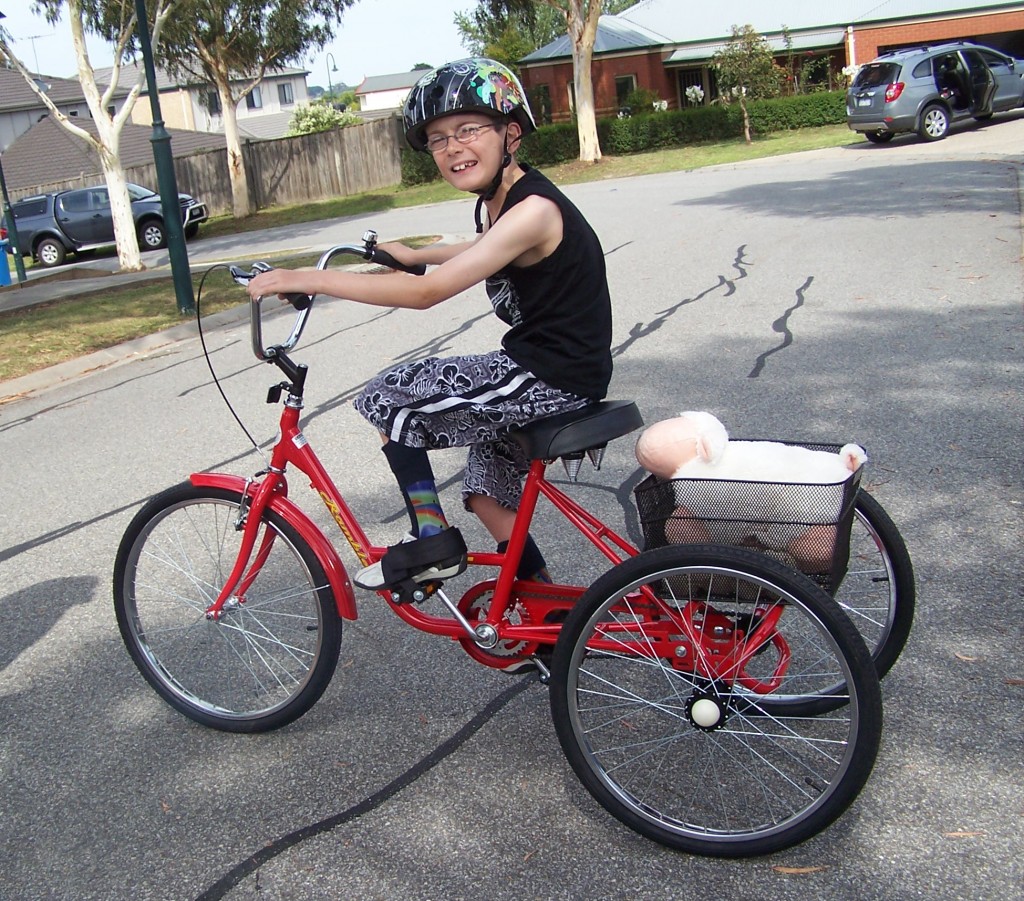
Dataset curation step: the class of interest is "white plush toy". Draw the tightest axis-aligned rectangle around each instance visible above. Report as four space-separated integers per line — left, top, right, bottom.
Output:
635 411 867 572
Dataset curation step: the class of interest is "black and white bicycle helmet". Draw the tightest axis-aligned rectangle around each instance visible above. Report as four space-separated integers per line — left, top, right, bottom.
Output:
403 57 536 152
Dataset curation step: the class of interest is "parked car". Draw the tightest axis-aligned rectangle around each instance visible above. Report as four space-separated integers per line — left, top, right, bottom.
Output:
847 41 1024 143
7 183 209 268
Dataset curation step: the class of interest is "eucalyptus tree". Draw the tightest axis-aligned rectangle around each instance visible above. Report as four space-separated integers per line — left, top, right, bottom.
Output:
480 0 633 163
0 0 177 272
157 1 356 218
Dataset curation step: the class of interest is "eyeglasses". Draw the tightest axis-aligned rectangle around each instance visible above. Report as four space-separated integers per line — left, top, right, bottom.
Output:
425 122 499 154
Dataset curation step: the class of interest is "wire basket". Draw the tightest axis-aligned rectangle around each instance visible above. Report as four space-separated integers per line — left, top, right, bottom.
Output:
634 441 864 595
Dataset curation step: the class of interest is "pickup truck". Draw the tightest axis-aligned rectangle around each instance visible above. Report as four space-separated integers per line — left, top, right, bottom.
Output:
6 182 209 268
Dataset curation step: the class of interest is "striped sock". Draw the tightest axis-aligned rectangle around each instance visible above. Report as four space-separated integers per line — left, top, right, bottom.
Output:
405 480 448 537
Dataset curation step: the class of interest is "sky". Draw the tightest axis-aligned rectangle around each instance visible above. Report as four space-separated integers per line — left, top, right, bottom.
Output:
0 0 474 88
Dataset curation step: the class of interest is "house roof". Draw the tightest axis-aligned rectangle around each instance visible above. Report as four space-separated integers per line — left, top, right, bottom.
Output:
92 61 310 93
232 110 296 140
616 0 1024 41
521 15 669 62
0 66 125 113
2 114 227 191
664 28 847 63
522 0 1024 62
356 70 426 95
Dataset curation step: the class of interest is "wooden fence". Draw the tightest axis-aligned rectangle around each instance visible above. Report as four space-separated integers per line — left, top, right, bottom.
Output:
10 115 405 216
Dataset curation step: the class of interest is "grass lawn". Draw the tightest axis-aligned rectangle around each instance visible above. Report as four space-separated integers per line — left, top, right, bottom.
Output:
0 125 862 385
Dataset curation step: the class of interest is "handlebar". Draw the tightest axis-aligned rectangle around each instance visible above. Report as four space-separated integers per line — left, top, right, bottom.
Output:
229 229 425 362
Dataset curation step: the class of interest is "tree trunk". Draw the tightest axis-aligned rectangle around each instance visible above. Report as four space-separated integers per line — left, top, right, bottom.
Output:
100 147 145 272
572 43 601 162
566 0 602 163
69 2 144 271
739 93 752 144
218 82 254 218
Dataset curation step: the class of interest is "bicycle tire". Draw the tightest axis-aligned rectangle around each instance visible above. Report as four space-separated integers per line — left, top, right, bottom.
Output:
836 491 915 679
113 483 342 732
549 544 882 858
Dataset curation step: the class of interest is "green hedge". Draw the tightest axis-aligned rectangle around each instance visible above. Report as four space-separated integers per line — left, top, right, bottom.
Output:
401 91 846 185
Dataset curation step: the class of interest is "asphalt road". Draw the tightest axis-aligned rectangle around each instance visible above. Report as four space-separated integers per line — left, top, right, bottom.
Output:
1 117 1022 901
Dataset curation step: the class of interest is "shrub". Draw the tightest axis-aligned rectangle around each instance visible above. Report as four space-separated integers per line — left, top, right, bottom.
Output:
400 148 442 186
399 91 847 184
518 121 581 167
287 102 361 136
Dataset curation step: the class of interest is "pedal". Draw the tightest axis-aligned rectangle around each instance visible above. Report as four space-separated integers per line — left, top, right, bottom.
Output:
390 579 443 605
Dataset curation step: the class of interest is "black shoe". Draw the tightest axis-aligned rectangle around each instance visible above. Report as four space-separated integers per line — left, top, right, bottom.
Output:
354 528 467 591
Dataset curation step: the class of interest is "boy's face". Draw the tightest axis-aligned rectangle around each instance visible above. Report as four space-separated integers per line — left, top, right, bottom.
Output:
424 113 519 192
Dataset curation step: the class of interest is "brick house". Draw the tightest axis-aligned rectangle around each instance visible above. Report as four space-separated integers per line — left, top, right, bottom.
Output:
517 0 1024 123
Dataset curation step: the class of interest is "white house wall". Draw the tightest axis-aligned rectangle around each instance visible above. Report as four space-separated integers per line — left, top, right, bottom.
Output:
359 87 412 111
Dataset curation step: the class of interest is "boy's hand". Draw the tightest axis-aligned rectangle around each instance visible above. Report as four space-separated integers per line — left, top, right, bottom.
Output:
247 267 304 300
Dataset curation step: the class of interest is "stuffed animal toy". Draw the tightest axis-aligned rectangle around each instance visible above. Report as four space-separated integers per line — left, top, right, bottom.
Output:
635 411 867 573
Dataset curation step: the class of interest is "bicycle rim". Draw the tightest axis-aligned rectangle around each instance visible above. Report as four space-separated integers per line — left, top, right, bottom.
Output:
113 484 341 732
550 545 882 857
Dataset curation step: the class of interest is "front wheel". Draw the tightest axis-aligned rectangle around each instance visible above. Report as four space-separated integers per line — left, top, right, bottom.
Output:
549 545 882 857
918 104 950 141
113 483 342 732
138 218 167 249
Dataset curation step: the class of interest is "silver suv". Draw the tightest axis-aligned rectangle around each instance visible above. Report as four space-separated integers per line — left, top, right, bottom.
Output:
846 41 1024 143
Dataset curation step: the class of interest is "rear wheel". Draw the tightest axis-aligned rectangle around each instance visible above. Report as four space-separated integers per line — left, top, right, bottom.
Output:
918 104 950 140
113 483 342 732
36 237 67 268
550 545 882 857
863 130 894 144
834 492 915 679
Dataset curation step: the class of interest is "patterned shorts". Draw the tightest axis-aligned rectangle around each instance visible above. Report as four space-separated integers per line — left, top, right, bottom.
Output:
354 350 590 509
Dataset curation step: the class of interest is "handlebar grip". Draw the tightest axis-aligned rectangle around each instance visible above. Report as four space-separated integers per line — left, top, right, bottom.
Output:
369 247 426 276
283 292 312 310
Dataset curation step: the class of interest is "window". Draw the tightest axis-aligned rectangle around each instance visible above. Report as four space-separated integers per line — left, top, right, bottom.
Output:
979 49 1012 74
531 84 551 125
58 191 91 213
277 82 294 105
205 91 222 114
246 87 263 110
615 74 637 108
13 198 48 218
678 68 706 105
853 63 901 88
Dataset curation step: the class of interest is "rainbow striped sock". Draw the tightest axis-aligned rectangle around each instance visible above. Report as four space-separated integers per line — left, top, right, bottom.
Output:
405 480 448 537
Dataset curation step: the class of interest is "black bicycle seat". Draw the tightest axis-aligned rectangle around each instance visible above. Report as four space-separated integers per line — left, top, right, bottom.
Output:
510 400 643 460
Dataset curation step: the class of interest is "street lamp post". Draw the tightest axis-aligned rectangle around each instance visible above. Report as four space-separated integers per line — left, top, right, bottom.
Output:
326 52 338 100
133 0 194 314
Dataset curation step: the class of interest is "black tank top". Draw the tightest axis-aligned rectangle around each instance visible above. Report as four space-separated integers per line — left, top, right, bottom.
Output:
485 167 612 399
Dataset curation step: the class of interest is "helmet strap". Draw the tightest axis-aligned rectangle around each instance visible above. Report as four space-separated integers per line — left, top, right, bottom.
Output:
474 129 512 233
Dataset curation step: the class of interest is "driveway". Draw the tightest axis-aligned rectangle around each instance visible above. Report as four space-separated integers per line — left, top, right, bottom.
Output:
1 121 1021 900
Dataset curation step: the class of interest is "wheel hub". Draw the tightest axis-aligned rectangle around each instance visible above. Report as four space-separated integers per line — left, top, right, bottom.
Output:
686 692 727 731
